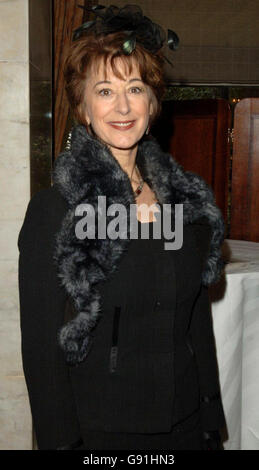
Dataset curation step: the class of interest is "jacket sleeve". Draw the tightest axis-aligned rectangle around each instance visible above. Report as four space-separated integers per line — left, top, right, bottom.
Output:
189 222 227 433
18 187 82 450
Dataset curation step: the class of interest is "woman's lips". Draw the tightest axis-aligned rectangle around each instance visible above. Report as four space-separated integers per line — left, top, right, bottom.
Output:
108 120 136 131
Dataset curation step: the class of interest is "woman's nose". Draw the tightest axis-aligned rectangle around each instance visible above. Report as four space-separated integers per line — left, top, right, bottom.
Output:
115 92 130 115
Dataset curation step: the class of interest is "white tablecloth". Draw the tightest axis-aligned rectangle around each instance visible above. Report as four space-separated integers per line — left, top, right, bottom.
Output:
210 239 259 450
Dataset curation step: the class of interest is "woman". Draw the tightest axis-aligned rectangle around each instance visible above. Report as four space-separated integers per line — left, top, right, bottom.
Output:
18 5 226 450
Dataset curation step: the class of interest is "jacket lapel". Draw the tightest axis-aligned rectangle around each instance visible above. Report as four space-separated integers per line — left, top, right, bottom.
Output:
52 124 225 365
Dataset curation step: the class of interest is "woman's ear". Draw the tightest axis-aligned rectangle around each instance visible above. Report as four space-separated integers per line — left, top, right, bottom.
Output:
81 100 91 126
149 98 154 118
85 110 90 126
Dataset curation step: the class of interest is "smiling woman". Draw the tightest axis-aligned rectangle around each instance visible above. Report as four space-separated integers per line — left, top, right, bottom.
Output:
18 3 226 451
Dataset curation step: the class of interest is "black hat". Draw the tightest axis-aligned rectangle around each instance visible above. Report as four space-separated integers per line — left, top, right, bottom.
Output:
72 4 179 66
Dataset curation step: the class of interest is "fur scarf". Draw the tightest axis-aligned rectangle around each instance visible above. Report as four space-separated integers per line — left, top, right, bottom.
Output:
52 124 225 365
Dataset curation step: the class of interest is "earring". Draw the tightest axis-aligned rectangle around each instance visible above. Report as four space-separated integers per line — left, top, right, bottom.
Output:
86 120 91 133
145 124 150 135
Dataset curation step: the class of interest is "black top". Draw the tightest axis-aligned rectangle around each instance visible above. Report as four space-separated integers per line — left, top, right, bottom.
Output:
66 207 200 433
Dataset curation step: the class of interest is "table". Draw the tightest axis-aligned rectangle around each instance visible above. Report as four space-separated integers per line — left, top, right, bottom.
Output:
209 239 259 450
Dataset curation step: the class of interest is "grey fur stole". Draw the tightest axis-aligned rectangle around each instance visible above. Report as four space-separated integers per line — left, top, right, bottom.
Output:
52 124 225 365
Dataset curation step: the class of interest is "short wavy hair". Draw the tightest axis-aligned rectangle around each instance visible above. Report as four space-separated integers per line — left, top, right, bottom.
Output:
63 31 166 130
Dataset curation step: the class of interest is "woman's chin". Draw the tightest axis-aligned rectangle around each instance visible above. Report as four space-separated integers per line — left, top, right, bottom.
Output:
105 133 145 151
110 140 139 152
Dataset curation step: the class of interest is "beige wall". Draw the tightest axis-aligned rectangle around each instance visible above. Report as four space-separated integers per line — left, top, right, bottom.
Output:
0 0 32 449
101 0 259 84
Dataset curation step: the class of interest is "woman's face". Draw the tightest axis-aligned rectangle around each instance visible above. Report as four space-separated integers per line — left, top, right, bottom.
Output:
83 57 154 154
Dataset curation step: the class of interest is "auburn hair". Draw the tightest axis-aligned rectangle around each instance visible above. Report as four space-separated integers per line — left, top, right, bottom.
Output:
63 31 166 129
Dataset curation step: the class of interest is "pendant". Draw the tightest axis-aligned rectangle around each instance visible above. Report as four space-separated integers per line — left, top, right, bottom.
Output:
134 180 144 197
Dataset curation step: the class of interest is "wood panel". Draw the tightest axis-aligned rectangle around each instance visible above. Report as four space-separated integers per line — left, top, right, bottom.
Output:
230 98 259 241
151 99 231 225
29 0 52 196
54 0 95 158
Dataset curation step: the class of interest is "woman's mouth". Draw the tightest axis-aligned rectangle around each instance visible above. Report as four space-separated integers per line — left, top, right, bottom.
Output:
108 120 136 131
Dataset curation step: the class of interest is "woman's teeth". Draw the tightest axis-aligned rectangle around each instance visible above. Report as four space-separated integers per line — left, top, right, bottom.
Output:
112 122 132 126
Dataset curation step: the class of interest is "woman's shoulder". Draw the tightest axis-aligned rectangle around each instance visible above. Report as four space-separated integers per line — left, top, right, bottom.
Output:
27 184 68 213
188 217 213 271
21 185 69 229
18 185 69 250
190 216 212 237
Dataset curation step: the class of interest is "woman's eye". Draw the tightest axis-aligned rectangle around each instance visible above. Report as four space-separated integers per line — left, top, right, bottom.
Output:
130 87 143 93
99 89 111 96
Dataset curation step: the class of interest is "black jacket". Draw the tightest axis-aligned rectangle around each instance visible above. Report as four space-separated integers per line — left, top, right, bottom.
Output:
18 125 226 449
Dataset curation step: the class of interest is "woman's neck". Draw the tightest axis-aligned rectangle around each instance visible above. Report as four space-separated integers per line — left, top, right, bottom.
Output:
109 145 139 181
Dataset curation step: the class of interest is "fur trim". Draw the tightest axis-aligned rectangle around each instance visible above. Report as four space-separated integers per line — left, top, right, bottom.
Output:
52 124 225 365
